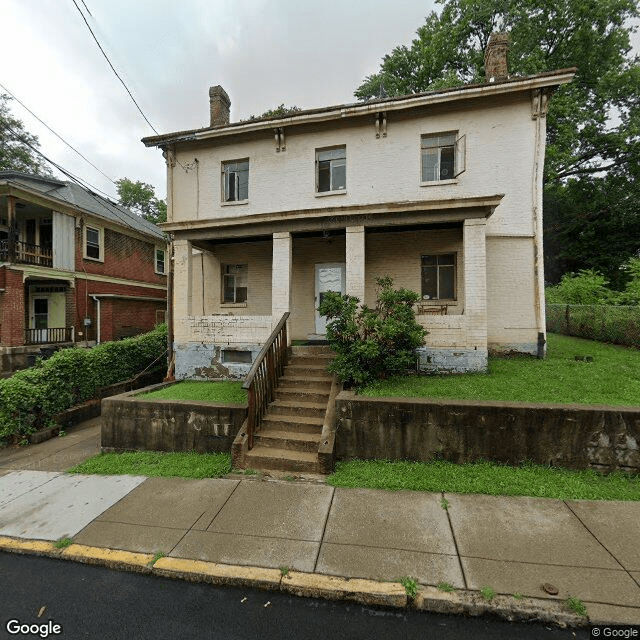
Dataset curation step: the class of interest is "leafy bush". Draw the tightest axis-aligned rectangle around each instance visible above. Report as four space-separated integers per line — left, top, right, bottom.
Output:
318 276 426 387
0 325 167 442
545 269 618 304
619 257 640 305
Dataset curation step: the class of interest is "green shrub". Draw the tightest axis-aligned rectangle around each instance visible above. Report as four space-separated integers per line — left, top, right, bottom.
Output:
318 276 427 387
0 325 167 443
545 269 617 305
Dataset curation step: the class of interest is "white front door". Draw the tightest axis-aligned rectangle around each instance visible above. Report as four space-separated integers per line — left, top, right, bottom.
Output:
315 263 346 335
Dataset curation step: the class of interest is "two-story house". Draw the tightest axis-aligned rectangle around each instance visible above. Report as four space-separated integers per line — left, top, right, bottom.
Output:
0 171 168 376
143 36 575 381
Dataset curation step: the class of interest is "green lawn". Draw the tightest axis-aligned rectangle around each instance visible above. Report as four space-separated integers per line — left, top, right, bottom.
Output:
362 333 640 406
69 451 232 479
328 459 640 501
139 381 247 403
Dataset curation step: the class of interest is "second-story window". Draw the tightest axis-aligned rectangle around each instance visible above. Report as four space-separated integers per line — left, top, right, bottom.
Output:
222 159 249 202
155 248 166 275
85 226 102 261
316 146 346 193
421 132 466 182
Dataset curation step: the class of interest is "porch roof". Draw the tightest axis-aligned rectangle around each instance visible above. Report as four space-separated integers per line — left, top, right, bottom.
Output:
163 194 503 242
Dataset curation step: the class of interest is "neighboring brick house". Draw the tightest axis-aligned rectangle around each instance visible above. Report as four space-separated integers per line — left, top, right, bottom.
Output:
143 36 575 380
0 171 167 375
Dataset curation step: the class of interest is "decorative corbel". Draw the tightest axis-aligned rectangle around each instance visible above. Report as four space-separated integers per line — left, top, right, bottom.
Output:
531 89 551 120
375 111 388 138
274 127 286 152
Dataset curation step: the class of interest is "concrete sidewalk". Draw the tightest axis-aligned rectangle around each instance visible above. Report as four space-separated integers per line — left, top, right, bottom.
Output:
0 420 639 626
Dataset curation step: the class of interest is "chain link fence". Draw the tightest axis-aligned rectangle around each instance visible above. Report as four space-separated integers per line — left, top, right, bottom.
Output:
546 304 640 348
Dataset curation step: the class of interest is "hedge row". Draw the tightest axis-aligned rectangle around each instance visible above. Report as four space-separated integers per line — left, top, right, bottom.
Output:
0 324 167 442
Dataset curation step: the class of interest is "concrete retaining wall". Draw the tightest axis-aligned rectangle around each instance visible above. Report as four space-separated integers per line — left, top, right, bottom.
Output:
335 391 640 473
101 383 247 453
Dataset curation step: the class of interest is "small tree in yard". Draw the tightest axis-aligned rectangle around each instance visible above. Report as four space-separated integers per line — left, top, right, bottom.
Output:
318 277 427 388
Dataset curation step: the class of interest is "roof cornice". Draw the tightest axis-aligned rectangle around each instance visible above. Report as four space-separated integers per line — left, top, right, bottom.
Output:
142 69 576 148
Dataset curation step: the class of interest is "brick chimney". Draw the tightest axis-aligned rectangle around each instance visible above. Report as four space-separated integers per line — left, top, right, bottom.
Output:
209 85 230 126
484 33 510 82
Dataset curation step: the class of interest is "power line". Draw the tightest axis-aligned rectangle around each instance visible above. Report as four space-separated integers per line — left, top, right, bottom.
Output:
3 123 150 234
0 81 116 184
70 0 159 135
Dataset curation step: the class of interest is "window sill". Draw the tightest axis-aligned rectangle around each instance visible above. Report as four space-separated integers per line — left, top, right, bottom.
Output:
221 302 247 308
83 256 104 263
420 179 458 187
315 189 347 198
221 200 249 207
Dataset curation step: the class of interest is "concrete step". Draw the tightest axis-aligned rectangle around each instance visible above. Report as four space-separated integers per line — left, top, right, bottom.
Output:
284 364 332 378
253 429 321 453
268 399 327 418
243 446 321 474
275 388 331 404
291 345 334 357
279 375 332 390
261 414 324 435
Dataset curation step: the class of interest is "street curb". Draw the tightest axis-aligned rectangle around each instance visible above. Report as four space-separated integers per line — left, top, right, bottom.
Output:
0 537 588 627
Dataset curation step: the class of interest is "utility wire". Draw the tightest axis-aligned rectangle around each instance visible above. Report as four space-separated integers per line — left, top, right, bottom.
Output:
79 0 92 17
3 123 153 234
70 0 159 135
0 81 115 184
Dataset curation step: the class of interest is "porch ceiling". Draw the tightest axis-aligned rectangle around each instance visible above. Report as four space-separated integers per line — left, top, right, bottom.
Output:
168 194 503 243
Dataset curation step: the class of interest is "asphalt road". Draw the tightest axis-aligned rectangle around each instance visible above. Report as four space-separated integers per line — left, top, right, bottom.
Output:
0 552 590 640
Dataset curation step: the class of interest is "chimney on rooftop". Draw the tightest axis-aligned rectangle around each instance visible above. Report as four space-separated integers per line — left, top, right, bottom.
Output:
484 33 510 82
209 85 230 127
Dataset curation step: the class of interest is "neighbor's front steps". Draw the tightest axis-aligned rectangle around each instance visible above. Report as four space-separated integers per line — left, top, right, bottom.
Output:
243 346 334 474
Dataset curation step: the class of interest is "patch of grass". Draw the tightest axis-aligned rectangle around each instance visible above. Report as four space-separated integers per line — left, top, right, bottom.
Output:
440 497 450 510
327 459 640 501
565 596 588 617
69 451 232 479
437 582 456 593
139 381 247 404
279 566 290 577
399 577 418 599
54 537 73 549
150 551 166 566
512 592 524 600
362 334 640 407
480 585 496 602
243 468 258 476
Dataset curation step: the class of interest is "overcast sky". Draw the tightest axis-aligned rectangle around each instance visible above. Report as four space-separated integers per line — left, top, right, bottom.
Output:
1 0 439 202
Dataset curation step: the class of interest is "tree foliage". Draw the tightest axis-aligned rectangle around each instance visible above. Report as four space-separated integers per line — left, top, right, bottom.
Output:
318 277 427 387
243 104 303 122
355 0 640 288
116 177 167 224
0 93 52 176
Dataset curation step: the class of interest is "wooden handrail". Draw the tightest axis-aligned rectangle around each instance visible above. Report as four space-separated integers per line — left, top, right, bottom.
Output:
242 312 290 449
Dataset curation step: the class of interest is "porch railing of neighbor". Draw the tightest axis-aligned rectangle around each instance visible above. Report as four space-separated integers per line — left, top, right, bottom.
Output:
0 240 53 267
242 312 290 449
25 327 75 345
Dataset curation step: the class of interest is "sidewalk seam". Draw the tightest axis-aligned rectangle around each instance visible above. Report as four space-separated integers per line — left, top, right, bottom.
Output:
442 491 468 589
312 485 335 572
563 500 640 591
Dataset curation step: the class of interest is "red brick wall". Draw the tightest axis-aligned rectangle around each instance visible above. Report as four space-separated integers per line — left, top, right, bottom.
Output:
75 225 166 286
0 268 26 347
74 278 166 343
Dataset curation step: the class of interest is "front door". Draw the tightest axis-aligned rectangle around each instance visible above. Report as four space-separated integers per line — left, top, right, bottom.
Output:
314 263 346 335
31 297 48 343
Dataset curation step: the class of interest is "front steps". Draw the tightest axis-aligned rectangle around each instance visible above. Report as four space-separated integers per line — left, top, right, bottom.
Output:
239 346 336 475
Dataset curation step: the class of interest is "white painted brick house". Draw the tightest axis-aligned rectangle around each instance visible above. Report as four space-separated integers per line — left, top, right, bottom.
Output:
144 41 575 380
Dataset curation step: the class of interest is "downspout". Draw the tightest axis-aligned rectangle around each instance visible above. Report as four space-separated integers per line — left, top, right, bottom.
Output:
91 295 101 344
531 89 549 358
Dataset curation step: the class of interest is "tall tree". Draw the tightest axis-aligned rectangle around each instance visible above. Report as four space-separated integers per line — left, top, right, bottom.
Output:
355 0 640 285
0 94 52 176
116 178 167 225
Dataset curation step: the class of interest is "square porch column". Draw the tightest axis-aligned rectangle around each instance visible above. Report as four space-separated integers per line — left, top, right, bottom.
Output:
463 218 488 348
272 232 292 321
345 225 365 301
172 239 193 321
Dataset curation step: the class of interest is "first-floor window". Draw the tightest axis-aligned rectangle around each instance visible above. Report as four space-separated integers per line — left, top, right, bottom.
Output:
222 264 248 303
421 253 456 300
85 226 101 260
